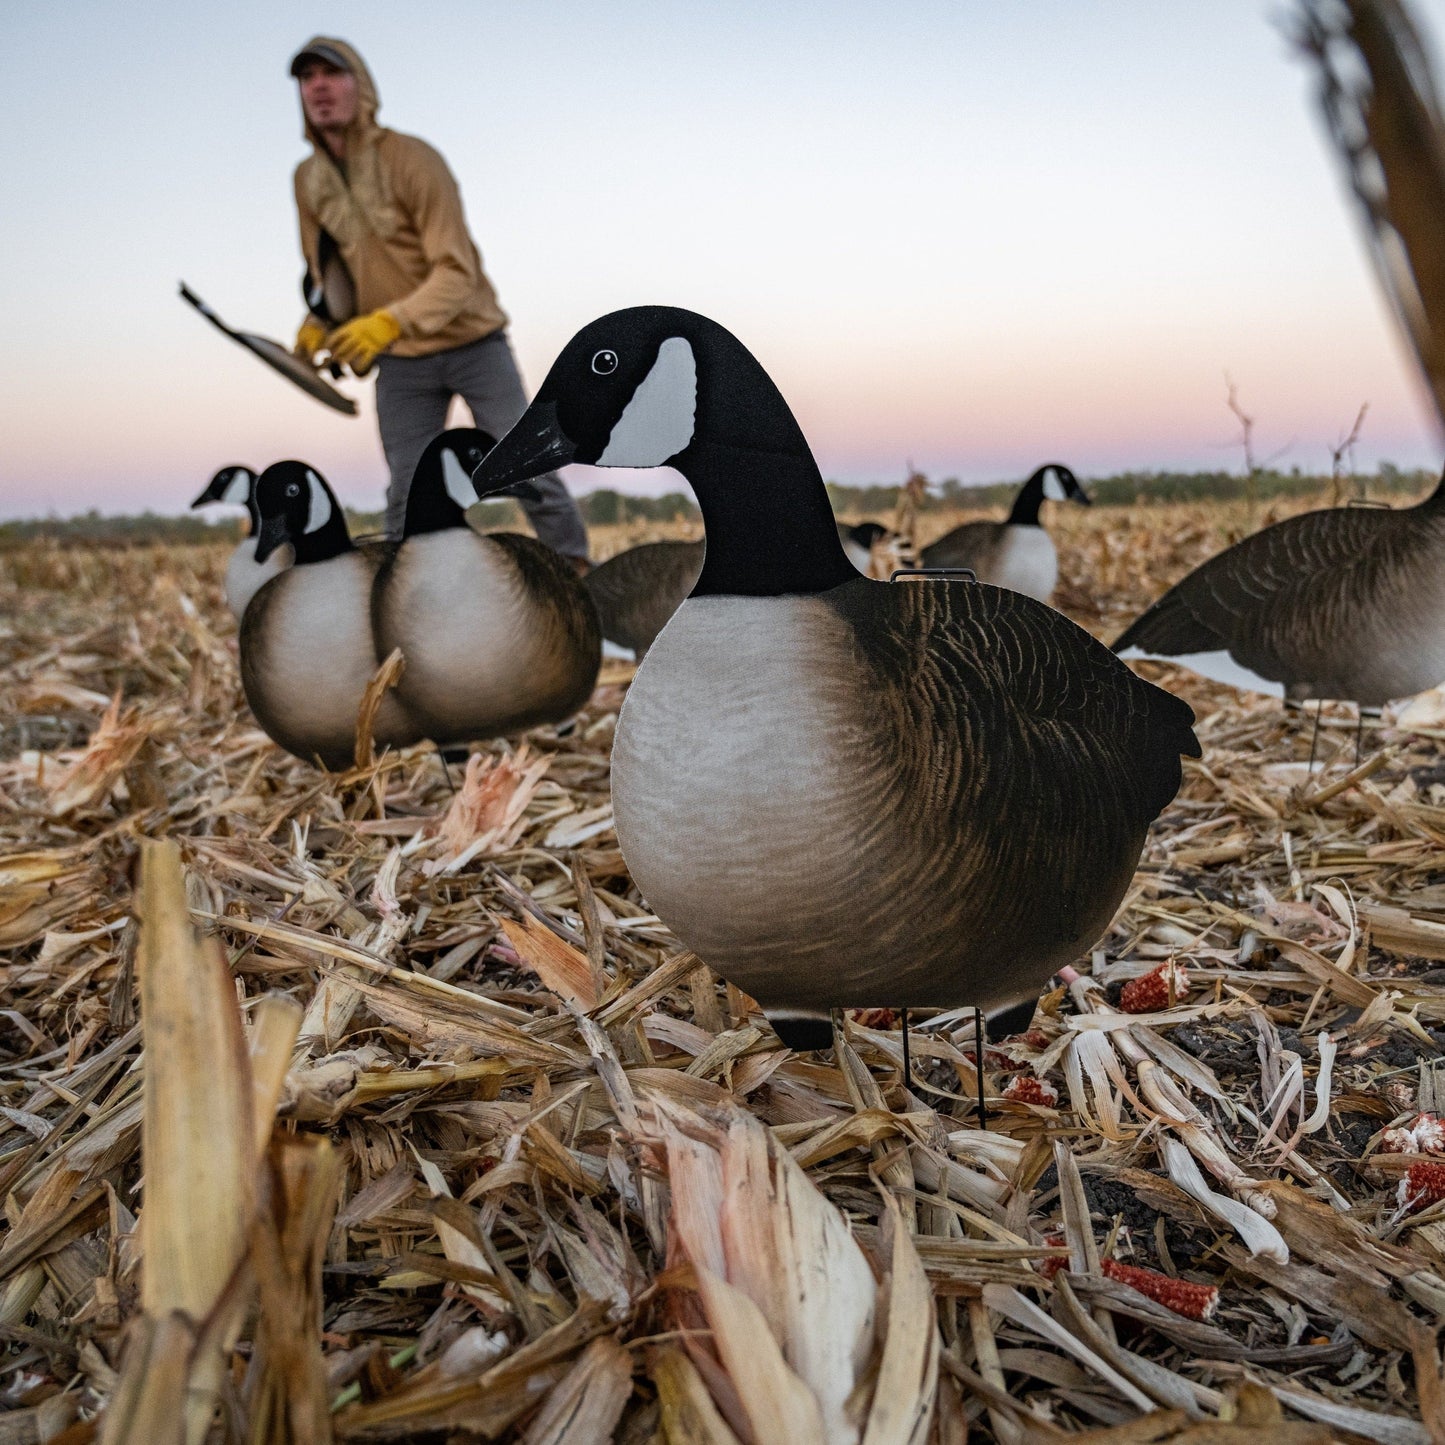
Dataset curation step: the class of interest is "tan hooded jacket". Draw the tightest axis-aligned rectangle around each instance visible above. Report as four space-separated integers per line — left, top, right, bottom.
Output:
294 37 508 357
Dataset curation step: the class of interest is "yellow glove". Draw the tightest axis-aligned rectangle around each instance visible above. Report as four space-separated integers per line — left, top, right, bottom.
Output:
293 317 327 362
326 310 402 372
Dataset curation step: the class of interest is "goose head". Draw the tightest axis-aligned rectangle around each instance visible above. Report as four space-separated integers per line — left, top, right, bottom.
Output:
192 465 259 533
1009 463 1091 525
192 465 257 510
472 306 856 597
252 461 351 564
400 427 502 537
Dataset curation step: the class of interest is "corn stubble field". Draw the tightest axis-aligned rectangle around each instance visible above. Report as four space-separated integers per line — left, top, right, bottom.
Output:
5 496 1445 1443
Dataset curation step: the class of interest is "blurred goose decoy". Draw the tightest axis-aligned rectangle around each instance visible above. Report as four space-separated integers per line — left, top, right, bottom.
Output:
191 465 292 619
240 461 419 769
583 522 895 662
370 428 601 741
920 463 1090 600
1113 472 1445 707
584 539 704 659
837 520 898 576
470 306 1199 1050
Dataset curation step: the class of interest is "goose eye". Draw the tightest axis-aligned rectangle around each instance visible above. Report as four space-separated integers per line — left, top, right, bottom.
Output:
285 482 301 498
590 349 619 375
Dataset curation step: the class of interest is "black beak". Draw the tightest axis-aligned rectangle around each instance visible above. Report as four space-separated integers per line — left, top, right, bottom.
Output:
190 485 218 509
253 513 288 564
470 401 577 498
1076 488 1093 507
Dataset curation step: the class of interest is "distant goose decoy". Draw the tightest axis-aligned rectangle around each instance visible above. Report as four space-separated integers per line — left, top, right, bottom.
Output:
469 307 1199 1050
920 463 1090 601
241 461 419 769
370 428 601 741
1113 472 1445 706
838 520 896 576
191 465 292 619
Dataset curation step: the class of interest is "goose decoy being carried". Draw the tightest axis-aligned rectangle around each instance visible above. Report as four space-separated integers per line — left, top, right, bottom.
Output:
191 465 291 619
1112 472 1445 706
371 428 601 741
241 461 420 769
469 307 1199 1049
920 463 1090 601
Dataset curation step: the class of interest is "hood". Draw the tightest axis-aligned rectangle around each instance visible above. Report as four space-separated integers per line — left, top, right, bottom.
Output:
296 36 381 153
295 37 402 245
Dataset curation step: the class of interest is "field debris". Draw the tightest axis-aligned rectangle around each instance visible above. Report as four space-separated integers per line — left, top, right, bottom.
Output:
3 501 1445 1439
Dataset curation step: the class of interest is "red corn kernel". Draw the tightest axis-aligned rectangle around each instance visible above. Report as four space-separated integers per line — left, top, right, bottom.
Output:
1120 962 1190 1015
1003 1074 1059 1106
1101 1259 1219 1320
1399 1160 1445 1213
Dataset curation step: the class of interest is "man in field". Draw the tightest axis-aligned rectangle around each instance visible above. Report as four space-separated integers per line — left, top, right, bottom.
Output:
288 37 589 566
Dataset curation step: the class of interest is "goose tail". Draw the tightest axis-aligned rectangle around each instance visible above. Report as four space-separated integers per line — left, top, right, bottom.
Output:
1112 590 1221 656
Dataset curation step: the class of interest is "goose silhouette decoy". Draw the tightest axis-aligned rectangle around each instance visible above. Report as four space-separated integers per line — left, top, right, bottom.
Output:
838 520 898 576
1113 472 1445 706
191 465 293 619
469 306 1199 1049
240 461 419 769
584 522 893 660
584 539 704 659
370 428 601 741
920 464 1090 601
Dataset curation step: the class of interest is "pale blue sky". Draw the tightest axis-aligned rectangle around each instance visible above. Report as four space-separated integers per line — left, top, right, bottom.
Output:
3 1 1444 518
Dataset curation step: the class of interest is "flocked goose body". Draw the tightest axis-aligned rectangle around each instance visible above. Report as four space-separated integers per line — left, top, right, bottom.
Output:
371 429 601 741
471 307 1199 1046
191 466 293 619
240 462 419 770
920 464 1089 601
1113 474 1445 706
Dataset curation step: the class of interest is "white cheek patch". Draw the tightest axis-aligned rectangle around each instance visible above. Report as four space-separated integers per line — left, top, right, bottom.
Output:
304 469 334 534
220 468 253 506
597 337 697 467
441 448 478 510
1043 470 1068 502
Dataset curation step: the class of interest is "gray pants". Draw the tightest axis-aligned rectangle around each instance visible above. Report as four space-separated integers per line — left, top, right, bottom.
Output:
375 330 589 558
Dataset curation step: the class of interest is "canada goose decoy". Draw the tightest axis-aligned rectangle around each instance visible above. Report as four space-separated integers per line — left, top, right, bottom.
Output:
920 464 1090 601
583 523 892 661
191 465 293 619
838 520 896 575
469 306 1199 1050
371 428 601 742
584 539 704 659
1113 471 1445 708
240 461 419 769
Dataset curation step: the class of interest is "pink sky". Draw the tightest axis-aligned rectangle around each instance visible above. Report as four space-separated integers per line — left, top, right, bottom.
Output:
3 1 1443 519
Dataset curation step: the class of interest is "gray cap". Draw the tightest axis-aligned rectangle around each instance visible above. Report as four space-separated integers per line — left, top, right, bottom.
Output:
289 42 351 77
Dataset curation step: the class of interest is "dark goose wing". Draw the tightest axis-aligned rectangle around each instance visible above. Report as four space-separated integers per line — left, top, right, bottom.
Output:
820 578 1198 996
920 519 1006 573
833 577 1198 818
1111 506 1423 688
584 540 704 655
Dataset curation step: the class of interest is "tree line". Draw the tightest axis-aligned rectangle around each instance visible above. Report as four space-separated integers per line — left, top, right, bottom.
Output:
2 466 1436 547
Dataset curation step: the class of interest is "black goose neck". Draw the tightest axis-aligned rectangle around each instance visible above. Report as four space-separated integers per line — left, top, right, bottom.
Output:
676 326 857 598
294 507 353 565
1007 469 1048 526
403 478 466 538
